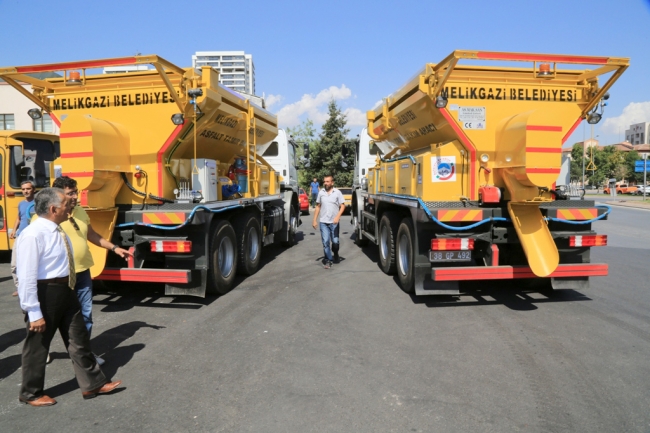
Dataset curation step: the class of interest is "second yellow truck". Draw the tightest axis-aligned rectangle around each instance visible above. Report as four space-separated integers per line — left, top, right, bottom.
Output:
353 50 628 295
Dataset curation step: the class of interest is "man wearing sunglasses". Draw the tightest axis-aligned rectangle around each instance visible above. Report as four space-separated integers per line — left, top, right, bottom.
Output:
10 181 36 296
34 176 133 365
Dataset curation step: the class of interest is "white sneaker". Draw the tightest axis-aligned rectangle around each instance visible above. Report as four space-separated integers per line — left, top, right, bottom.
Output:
93 353 105 366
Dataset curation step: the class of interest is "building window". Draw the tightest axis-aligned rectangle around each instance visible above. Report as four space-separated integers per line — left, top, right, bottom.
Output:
33 113 53 133
0 114 15 130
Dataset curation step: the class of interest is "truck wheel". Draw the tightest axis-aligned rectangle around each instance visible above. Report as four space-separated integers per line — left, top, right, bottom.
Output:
281 205 297 247
353 215 368 247
396 218 415 293
378 212 398 274
206 220 238 295
234 214 262 276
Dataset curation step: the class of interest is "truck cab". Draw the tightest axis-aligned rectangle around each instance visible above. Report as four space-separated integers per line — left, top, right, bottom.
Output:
258 129 299 192
353 128 384 189
0 130 59 251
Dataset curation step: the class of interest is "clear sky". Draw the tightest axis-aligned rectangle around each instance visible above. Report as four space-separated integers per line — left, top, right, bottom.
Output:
1 0 648 146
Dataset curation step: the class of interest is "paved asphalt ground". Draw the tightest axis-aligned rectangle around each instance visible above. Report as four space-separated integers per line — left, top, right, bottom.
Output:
1 204 649 432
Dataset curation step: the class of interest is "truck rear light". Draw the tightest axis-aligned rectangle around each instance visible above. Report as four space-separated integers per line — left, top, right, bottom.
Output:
150 240 192 253
569 235 607 247
431 238 474 251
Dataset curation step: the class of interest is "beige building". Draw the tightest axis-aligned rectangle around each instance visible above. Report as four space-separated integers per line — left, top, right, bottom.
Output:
0 75 60 134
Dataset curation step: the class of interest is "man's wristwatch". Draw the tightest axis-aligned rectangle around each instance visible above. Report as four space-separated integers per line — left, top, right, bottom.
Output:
111 245 118 253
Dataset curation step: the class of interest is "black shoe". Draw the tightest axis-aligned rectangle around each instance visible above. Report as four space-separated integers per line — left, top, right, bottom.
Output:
323 261 332 269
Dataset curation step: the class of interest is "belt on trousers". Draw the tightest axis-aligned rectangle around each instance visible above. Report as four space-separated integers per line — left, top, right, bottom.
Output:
37 276 69 285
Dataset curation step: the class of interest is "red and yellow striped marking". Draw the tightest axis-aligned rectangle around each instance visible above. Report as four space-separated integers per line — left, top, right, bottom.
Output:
142 212 186 225
556 208 598 221
437 209 483 222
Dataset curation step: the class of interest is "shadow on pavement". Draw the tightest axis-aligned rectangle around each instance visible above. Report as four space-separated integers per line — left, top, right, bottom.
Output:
0 328 26 380
46 321 163 398
408 281 592 311
0 327 25 354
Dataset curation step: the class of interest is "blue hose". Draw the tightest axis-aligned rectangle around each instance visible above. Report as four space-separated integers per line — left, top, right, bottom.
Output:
545 204 612 225
116 204 244 231
379 193 508 231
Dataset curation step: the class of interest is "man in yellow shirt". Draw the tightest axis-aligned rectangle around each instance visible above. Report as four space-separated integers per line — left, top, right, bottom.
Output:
49 177 133 364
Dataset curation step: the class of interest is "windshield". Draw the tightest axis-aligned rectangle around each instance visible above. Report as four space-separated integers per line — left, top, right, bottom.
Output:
10 138 58 189
339 188 352 194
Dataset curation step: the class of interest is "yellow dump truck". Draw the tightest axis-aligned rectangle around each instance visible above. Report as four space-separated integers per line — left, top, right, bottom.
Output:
0 55 302 297
353 50 628 295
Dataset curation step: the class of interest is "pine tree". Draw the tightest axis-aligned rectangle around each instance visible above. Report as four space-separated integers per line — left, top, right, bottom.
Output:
303 100 355 188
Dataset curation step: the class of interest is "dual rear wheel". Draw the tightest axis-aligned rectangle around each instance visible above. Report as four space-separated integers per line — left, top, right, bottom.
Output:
206 214 262 296
378 212 415 293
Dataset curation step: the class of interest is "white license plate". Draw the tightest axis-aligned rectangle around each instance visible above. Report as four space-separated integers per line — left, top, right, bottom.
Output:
429 250 472 262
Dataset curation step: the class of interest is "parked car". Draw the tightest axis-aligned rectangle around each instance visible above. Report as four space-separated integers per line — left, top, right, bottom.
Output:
603 184 638 195
299 188 309 215
339 187 352 214
634 185 649 195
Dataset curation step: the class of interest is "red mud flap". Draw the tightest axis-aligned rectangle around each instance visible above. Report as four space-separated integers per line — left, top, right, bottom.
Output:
94 268 191 284
432 263 608 281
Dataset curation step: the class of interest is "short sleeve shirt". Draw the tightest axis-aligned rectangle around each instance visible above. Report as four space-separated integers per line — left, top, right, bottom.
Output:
310 182 320 194
16 200 34 236
32 205 94 272
316 188 344 223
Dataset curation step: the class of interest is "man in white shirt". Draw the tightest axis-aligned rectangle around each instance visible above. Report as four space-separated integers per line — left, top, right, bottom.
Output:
312 175 346 269
15 188 122 407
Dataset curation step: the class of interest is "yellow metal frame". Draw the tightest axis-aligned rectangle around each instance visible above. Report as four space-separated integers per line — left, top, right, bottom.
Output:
0 55 190 113
367 50 629 140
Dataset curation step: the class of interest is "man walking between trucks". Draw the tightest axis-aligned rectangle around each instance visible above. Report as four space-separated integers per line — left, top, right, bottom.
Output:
15 187 121 406
312 175 345 269
10 180 36 296
310 178 320 207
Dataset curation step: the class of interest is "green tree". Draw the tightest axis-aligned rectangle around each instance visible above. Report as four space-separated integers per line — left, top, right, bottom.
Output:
286 119 318 189
570 143 585 183
302 100 354 187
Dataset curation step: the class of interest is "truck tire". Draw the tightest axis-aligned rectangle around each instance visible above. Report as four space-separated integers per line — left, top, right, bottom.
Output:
281 205 297 247
206 220 238 295
378 212 398 274
353 215 368 247
396 217 415 293
234 214 262 276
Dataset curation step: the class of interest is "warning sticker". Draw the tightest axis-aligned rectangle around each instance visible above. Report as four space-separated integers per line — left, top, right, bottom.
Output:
458 106 486 130
431 156 456 182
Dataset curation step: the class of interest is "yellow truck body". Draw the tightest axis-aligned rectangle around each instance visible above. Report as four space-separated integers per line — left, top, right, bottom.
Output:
355 50 628 295
0 56 300 296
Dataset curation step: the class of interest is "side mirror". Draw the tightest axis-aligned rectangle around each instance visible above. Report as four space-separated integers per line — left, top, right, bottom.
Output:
361 177 368 191
342 145 348 158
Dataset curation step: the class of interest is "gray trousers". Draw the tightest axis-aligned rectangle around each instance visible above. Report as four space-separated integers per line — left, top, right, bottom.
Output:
20 282 107 401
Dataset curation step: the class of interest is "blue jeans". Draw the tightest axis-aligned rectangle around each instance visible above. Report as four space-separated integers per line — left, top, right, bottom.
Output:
75 269 94 337
319 222 340 262
311 193 318 207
